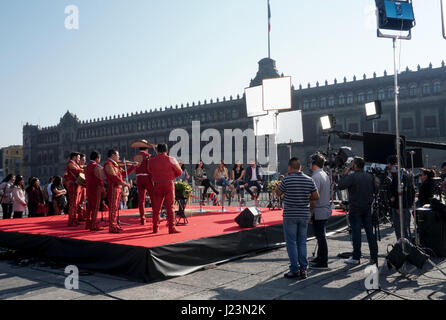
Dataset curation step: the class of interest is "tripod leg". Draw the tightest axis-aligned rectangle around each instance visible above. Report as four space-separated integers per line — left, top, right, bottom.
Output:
428 259 446 278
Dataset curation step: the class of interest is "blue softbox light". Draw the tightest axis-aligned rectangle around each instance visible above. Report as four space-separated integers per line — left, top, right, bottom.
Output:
378 0 415 31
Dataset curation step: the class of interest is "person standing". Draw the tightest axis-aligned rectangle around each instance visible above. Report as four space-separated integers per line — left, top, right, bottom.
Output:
132 142 154 225
85 151 105 231
148 144 183 234
44 177 54 215
338 157 379 266
387 155 415 241
27 178 45 217
104 149 135 233
51 176 67 215
64 152 83 226
309 153 332 269
276 158 319 279
77 153 87 222
12 175 27 219
0 174 15 219
417 168 435 207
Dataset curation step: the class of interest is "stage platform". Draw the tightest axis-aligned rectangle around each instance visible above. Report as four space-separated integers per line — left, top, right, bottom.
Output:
0 206 347 282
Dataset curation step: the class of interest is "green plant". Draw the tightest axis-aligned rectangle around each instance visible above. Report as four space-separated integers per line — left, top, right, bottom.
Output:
175 180 192 199
268 180 280 192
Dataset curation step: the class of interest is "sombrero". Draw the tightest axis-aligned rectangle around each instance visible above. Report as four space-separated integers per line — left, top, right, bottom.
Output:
130 139 153 149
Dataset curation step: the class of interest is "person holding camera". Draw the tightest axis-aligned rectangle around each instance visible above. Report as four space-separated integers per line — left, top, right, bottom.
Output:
309 153 332 269
338 157 378 266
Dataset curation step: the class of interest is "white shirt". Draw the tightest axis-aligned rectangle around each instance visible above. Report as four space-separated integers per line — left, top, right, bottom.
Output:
251 167 257 181
47 183 53 202
12 187 27 213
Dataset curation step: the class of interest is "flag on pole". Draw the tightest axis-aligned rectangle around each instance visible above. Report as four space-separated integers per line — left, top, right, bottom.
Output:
268 0 271 32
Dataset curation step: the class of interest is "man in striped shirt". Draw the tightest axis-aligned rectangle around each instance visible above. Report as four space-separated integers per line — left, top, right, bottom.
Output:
276 158 319 279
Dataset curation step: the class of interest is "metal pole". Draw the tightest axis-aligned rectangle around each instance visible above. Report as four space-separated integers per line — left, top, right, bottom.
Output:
410 151 419 246
393 37 407 253
255 117 259 164
274 111 279 173
267 0 271 58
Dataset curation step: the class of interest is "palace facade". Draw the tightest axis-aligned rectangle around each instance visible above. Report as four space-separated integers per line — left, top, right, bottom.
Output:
23 58 446 181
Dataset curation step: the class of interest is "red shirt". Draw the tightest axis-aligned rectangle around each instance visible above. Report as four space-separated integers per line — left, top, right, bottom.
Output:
85 160 104 189
104 159 135 188
64 160 82 184
133 151 151 175
148 153 182 182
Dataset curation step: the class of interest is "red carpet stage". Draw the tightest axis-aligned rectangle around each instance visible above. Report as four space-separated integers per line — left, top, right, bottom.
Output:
0 206 346 282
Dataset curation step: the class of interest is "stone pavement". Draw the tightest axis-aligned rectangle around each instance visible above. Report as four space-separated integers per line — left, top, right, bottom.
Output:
0 224 445 300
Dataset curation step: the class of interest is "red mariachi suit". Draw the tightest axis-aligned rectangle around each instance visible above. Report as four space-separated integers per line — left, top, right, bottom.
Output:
104 159 135 232
148 154 182 233
133 151 154 224
64 160 83 226
85 161 105 230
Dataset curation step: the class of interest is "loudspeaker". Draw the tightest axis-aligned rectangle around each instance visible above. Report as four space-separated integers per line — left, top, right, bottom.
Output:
377 0 415 31
417 208 446 257
405 148 423 168
363 132 406 166
235 207 262 228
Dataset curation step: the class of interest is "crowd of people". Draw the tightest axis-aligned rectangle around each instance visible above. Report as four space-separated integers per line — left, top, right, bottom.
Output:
1 141 445 280
275 155 446 280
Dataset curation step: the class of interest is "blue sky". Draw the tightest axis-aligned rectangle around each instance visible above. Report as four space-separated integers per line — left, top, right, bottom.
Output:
1 0 445 147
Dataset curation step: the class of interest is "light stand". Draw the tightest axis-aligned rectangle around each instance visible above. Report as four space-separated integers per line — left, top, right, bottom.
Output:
377 28 412 255
409 151 420 246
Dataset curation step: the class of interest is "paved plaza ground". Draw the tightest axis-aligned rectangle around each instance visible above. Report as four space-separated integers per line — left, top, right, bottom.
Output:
0 220 444 300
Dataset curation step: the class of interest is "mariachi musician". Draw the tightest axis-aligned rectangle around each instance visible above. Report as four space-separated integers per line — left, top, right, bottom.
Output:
64 152 83 227
77 153 87 222
148 143 183 234
104 149 137 233
84 151 105 231
131 140 155 225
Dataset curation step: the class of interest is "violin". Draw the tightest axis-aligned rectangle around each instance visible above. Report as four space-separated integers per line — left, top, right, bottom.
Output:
118 160 139 167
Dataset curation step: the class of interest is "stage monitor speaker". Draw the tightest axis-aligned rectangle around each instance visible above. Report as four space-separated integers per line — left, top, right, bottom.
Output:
235 207 262 228
363 132 406 166
377 0 415 31
405 148 423 168
416 207 446 257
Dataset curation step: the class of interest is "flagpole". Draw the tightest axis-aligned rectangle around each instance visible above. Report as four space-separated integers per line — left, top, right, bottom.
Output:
267 0 271 58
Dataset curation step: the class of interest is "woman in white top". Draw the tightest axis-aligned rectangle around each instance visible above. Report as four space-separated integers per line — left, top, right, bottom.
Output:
12 175 27 219
0 174 15 219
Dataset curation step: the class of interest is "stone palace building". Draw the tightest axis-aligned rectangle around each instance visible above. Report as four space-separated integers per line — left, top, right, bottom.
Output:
23 58 446 181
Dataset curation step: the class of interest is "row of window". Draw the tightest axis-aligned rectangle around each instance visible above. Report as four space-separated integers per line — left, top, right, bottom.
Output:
303 81 441 110
329 115 439 134
77 109 241 139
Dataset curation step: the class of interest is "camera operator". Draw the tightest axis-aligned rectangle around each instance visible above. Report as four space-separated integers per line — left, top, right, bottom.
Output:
386 155 415 241
338 156 378 266
417 168 435 207
309 153 331 269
